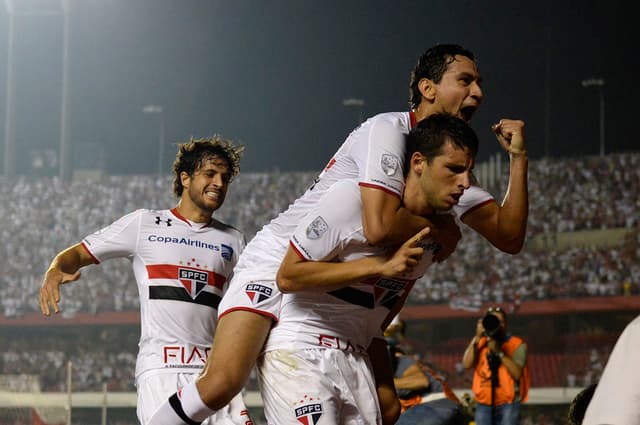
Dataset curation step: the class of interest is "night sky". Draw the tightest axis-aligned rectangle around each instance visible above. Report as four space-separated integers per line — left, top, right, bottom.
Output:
0 0 633 174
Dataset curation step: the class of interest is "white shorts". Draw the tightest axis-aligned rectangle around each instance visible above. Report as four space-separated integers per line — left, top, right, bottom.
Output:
137 372 252 425
219 275 281 322
257 349 382 425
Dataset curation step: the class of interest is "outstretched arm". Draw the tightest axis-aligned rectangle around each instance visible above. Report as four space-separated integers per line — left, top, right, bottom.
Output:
40 243 95 315
277 227 430 293
462 119 528 254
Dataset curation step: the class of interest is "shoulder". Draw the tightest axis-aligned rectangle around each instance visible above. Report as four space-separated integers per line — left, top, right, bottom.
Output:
367 112 411 133
209 218 245 241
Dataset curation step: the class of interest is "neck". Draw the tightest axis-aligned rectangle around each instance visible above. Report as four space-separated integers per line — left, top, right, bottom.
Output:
175 200 212 224
403 177 433 216
414 101 441 123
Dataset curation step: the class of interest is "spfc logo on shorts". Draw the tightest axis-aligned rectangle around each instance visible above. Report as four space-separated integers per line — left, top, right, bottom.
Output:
245 283 273 304
178 268 209 299
306 216 328 240
294 402 323 425
380 154 399 176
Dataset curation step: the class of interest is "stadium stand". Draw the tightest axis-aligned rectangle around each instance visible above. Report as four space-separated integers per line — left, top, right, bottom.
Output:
1 152 639 424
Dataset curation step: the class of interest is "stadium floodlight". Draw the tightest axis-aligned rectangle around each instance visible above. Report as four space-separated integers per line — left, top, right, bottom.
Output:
342 98 365 125
142 105 165 177
581 77 606 157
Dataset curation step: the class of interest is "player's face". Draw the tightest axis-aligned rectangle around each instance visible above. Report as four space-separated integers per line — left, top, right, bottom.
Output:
184 156 231 214
408 140 474 215
432 55 483 122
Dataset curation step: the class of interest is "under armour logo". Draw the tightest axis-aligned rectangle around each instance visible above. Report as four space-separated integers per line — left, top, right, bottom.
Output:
155 216 172 226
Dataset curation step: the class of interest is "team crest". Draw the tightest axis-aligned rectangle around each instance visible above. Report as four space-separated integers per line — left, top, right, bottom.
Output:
306 216 328 240
294 400 323 425
380 154 399 176
178 267 209 299
374 278 408 309
221 244 233 261
244 283 273 304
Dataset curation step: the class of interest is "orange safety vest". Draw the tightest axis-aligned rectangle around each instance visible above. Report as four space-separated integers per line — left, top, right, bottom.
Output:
471 335 530 406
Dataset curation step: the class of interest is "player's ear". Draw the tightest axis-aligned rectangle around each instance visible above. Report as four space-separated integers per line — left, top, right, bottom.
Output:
418 78 436 102
411 152 426 174
180 171 191 190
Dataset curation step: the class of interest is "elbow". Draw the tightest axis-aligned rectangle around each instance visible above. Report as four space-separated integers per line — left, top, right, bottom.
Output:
493 234 526 255
499 241 524 255
276 269 296 293
363 225 388 247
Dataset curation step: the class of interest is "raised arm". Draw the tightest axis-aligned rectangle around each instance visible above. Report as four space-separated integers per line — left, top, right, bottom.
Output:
462 119 528 254
39 243 96 315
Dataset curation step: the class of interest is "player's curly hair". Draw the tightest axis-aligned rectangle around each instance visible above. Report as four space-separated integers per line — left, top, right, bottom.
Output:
172 135 244 197
408 44 476 110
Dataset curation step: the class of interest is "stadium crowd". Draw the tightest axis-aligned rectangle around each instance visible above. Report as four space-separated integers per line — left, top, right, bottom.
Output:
0 152 638 400
0 153 639 318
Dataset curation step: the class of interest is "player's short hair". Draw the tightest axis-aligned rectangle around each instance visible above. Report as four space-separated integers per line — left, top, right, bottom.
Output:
409 44 476 110
404 113 479 174
172 135 244 197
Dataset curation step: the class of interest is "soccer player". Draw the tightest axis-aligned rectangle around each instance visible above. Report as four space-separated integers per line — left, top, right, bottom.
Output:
149 43 528 425
39 137 254 425
258 114 479 424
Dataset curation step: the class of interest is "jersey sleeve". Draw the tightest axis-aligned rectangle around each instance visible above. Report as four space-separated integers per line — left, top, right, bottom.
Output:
452 185 495 219
352 118 406 197
290 180 362 262
81 209 143 263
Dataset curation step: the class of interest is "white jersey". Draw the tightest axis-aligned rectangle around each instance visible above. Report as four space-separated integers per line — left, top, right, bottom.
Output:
263 180 438 353
82 208 245 379
219 111 493 318
583 314 640 425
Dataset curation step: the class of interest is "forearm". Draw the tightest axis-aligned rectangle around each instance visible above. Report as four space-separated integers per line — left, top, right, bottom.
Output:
497 152 528 250
277 248 384 293
498 352 523 381
360 186 432 247
368 338 401 425
394 365 430 391
48 244 92 275
382 207 433 247
462 336 479 368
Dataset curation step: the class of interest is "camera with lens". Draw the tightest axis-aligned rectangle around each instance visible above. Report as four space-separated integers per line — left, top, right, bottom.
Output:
482 312 505 342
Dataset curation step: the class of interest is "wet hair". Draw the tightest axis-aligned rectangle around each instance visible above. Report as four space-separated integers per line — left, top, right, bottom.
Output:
404 113 479 174
172 135 244 197
409 44 476 109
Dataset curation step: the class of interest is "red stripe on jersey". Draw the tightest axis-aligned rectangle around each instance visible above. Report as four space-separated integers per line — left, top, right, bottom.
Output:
81 242 100 264
218 306 279 323
324 157 337 171
170 208 213 228
146 264 226 290
409 111 417 128
358 182 401 198
290 241 307 260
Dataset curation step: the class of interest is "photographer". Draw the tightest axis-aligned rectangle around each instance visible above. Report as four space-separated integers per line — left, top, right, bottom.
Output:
462 306 530 425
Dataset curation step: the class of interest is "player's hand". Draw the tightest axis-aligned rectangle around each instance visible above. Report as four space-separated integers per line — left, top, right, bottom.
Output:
39 269 81 316
380 227 431 277
428 214 461 263
492 119 526 156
